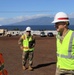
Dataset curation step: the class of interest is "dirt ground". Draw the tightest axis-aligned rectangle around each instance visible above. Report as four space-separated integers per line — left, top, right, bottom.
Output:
0 35 57 75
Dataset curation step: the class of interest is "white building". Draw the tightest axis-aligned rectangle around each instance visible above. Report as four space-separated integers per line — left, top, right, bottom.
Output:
0 29 7 36
0 28 58 36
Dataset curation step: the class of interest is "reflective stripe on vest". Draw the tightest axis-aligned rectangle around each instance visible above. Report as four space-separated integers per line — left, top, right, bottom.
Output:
57 32 74 59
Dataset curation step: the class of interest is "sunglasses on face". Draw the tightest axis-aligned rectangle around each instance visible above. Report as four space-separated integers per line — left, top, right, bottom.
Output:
55 22 66 28
26 31 31 32
56 22 66 25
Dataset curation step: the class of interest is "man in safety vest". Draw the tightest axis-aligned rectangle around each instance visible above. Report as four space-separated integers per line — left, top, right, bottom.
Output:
52 12 74 75
18 26 35 71
0 53 8 75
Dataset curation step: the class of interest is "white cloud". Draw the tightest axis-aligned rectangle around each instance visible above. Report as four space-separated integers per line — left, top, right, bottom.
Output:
0 14 52 25
69 13 74 18
0 18 5 21
0 13 74 25
27 14 52 18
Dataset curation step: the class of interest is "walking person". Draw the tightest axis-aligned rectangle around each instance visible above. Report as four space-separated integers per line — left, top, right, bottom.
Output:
52 12 74 75
18 26 35 71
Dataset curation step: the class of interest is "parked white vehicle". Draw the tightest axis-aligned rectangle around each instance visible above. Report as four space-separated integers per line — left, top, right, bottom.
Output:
6 30 20 36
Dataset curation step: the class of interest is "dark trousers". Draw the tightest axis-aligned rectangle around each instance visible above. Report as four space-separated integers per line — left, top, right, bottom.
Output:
22 51 34 67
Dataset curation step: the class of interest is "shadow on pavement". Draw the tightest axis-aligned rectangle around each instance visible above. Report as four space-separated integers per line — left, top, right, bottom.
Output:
33 61 56 69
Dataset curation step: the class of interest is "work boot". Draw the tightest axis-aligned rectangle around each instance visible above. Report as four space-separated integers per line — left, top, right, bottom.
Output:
28 66 33 71
22 66 26 70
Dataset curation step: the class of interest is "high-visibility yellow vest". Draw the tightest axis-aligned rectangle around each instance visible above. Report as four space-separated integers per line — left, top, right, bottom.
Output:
57 30 74 70
22 34 34 51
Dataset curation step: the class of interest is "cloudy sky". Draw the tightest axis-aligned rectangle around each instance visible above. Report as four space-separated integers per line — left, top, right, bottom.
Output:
0 0 74 25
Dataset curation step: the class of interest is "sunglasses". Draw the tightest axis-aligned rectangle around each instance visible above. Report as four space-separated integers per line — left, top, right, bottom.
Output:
26 31 31 32
55 22 66 28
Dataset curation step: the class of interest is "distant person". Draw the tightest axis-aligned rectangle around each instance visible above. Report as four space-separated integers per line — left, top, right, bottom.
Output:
52 12 74 75
18 26 35 71
0 53 8 75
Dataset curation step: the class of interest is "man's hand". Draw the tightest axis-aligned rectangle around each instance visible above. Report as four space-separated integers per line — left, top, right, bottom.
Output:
20 46 23 50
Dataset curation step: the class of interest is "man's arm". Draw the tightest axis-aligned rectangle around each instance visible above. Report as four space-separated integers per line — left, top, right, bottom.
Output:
18 37 23 46
18 35 24 50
